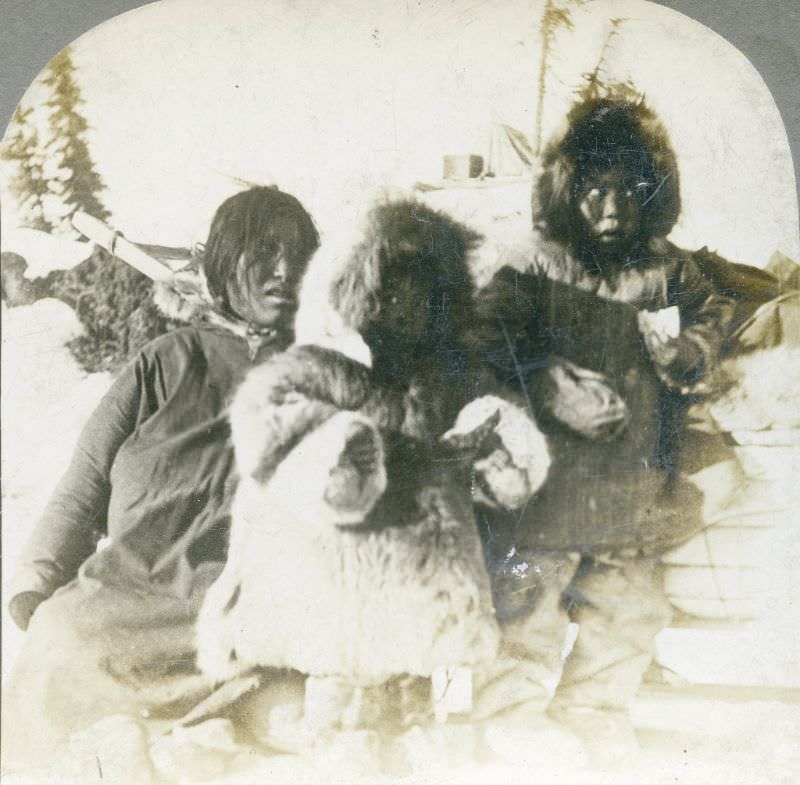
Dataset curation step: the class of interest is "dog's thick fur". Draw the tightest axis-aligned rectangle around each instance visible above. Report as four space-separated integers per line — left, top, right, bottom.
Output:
709 345 800 432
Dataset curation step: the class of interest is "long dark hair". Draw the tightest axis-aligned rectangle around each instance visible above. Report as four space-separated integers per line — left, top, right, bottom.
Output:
202 186 319 312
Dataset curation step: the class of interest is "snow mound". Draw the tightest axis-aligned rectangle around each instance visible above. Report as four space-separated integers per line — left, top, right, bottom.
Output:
1 228 94 278
2 297 112 520
2 298 112 677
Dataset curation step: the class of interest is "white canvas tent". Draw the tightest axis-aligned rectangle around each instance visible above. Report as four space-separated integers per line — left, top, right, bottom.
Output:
475 123 535 179
416 123 535 192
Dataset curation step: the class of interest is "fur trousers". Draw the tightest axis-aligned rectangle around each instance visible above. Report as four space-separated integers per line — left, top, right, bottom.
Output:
474 548 673 718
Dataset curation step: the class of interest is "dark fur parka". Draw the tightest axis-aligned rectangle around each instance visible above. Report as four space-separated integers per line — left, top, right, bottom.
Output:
477 98 737 555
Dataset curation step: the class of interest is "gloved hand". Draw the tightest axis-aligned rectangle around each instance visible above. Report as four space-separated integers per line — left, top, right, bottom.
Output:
444 396 551 510
9 591 47 631
541 358 629 441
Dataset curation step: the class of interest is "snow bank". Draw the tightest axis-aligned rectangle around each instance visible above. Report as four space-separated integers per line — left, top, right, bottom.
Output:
2 298 112 677
1 228 94 278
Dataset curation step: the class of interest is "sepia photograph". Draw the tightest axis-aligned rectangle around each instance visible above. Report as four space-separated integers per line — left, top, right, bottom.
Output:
1 1 799 783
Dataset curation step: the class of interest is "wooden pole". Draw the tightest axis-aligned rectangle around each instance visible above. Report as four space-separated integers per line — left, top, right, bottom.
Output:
72 211 175 283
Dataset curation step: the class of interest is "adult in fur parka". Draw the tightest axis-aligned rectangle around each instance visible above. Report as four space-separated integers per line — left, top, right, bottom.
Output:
195 200 551 746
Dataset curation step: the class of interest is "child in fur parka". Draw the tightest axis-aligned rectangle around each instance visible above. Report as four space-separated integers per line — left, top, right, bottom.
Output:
476 97 737 762
195 200 553 755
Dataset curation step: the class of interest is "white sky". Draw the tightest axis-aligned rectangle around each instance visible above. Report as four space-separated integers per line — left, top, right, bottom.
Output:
2 0 798 267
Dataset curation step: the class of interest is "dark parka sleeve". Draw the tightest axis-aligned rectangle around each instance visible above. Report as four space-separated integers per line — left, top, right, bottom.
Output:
9 352 150 602
659 255 737 390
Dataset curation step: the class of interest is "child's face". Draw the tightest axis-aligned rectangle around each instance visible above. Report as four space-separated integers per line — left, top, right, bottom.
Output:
575 169 645 253
226 250 305 329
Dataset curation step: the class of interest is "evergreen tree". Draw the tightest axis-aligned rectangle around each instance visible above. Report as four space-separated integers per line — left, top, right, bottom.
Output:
534 0 586 154
3 48 165 369
41 47 110 232
1 104 53 231
574 18 640 104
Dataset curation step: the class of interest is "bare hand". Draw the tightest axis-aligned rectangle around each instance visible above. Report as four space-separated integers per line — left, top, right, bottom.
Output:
639 323 680 368
472 446 530 509
9 591 46 631
637 309 681 368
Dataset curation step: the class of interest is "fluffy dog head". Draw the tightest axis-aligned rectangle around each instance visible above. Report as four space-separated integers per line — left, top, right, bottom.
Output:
328 200 482 366
709 345 800 432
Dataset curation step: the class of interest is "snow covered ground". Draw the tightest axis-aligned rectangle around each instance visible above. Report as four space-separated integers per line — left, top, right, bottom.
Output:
1 298 112 679
4 689 798 785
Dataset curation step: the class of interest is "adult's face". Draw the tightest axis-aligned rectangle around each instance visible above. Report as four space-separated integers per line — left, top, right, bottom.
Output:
575 169 644 253
225 251 305 329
